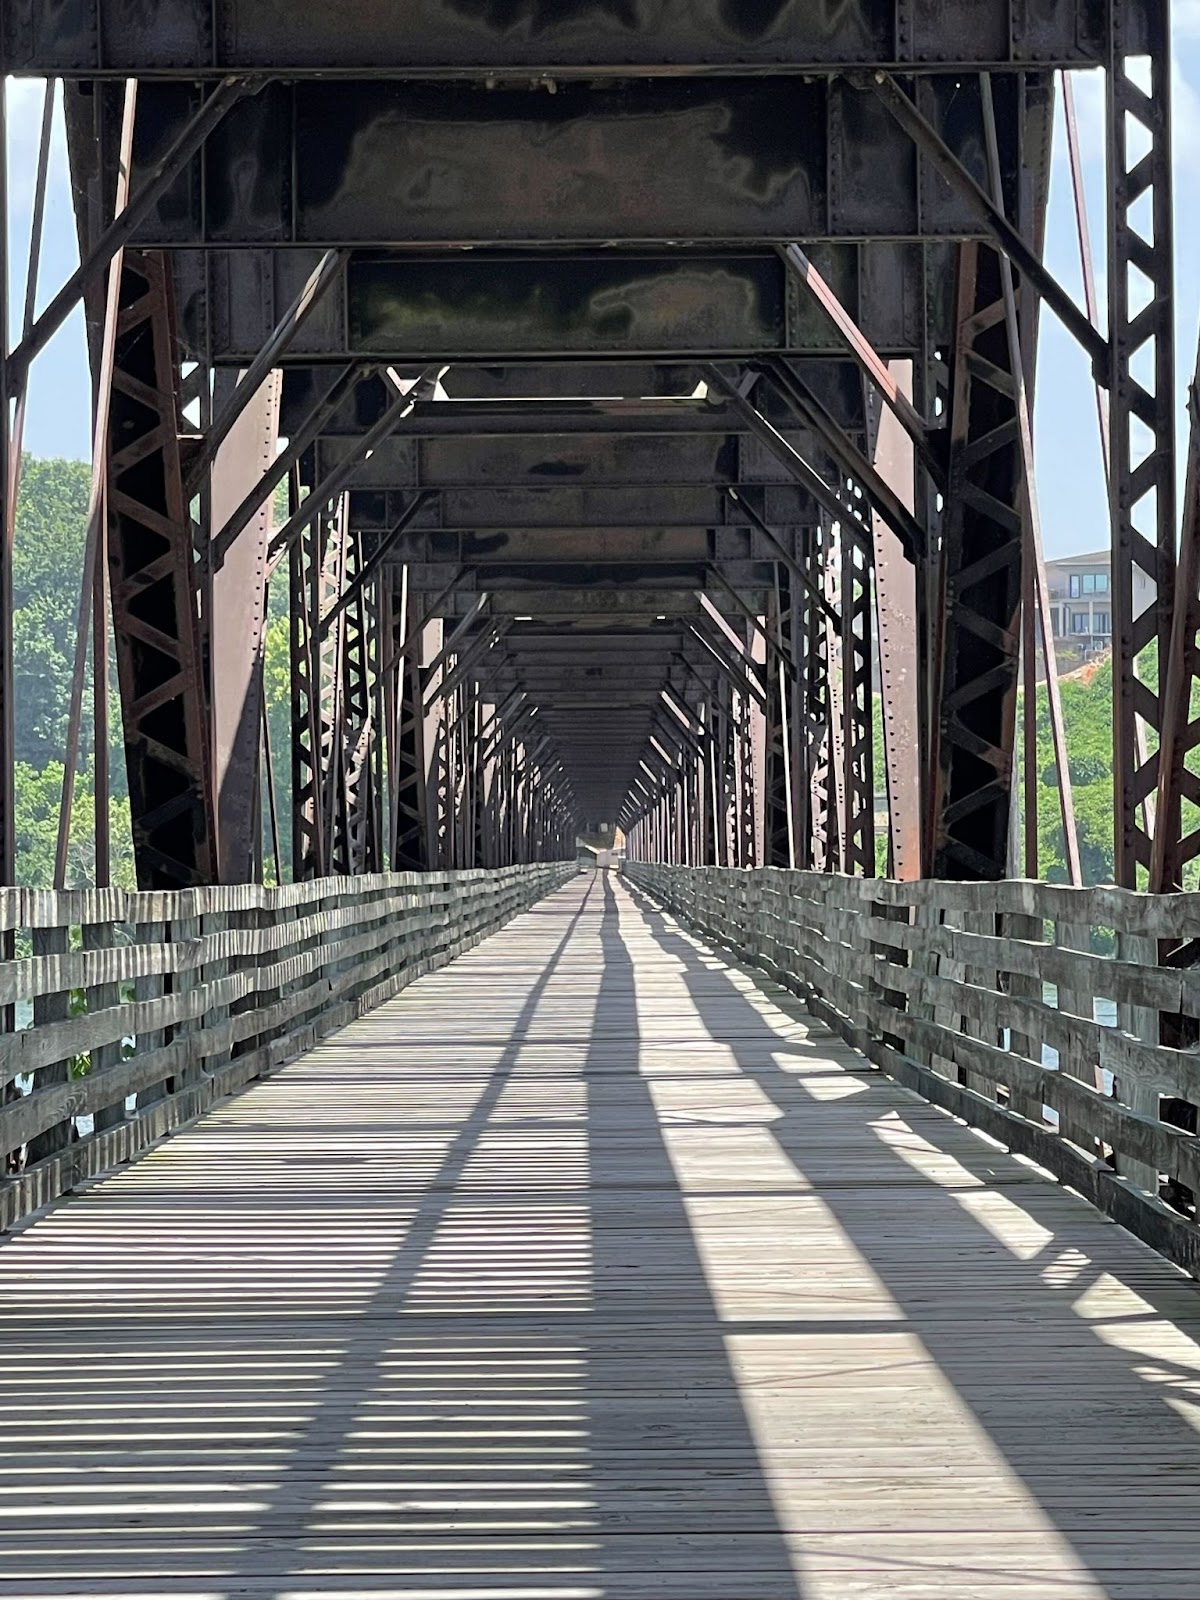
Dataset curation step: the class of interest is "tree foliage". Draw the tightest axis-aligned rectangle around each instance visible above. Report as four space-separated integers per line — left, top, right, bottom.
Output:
10 457 297 891
873 658 1120 885
11 458 131 887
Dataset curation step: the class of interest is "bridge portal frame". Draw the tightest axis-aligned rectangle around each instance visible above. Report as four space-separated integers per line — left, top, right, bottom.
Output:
0 0 1194 901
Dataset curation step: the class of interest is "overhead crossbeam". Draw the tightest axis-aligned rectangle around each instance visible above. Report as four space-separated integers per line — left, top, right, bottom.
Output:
119 78 1010 247
178 247 931 364
4 0 1118 74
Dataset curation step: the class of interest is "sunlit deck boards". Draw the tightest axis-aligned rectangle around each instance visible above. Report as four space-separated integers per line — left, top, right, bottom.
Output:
1 871 1200 1597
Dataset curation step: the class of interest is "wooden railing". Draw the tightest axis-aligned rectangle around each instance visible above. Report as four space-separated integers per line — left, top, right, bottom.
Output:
626 863 1200 1277
0 862 574 1230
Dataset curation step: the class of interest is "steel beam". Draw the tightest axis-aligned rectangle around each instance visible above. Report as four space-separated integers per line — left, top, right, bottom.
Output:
177 246 930 363
392 603 436 870
107 251 216 890
0 85 12 888
4 0 1116 74
926 241 1024 880
9 77 254 382
1107 1 1178 889
184 248 347 494
119 78 1007 247
289 488 325 879
870 363 922 879
868 70 1105 380
209 370 280 884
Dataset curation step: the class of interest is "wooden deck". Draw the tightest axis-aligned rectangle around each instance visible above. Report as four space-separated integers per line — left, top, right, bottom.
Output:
2 870 1200 1598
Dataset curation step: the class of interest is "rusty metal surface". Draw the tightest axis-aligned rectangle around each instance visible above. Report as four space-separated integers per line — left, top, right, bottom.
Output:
106 251 215 890
871 360 922 880
1109 0 1177 889
927 242 1024 881
209 370 280 884
7 0 1181 900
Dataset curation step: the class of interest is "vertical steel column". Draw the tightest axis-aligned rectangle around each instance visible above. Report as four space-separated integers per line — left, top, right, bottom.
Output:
710 689 730 866
1107 0 1177 887
382 569 404 868
289 487 324 880
764 573 796 867
393 595 433 871
1154 353 1200 891
871 362 922 879
801 523 835 870
733 680 755 868
842 531 876 876
106 251 215 889
747 622 767 867
208 370 280 884
423 619 449 869
317 500 349 873
824 519 847 869
338 532 381 874
0 82 13 889
926 236 1024 880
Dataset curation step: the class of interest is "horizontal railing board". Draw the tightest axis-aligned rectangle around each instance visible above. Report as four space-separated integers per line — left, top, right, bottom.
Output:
0 873 534 1017
626 862 1200 1280
0 862 573 1230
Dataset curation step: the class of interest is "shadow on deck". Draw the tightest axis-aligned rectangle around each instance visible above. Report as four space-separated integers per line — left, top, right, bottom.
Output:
0 871 1198 1597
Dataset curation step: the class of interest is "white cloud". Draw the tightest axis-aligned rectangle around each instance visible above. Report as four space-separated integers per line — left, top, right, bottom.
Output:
1177 0 1200 40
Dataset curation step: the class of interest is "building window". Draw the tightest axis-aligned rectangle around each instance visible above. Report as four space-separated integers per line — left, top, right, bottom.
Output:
1094 611 1111 635
1070 571 1111 596
1072 612 1089 633
1050 606 1062 636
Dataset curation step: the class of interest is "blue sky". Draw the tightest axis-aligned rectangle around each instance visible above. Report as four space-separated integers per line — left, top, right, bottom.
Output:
5 29 1200 561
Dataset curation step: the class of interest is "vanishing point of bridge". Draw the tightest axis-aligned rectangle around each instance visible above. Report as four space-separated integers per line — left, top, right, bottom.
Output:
3 2 1200 1596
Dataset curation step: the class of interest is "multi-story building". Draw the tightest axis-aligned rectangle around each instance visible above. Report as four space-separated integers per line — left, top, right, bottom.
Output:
1044 549 1154 668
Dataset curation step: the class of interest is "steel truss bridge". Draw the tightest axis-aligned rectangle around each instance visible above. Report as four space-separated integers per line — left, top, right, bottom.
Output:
2 3 1200 1596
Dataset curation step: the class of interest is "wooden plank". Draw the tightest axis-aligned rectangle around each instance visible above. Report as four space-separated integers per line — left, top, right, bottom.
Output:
0 863 571 1227
3 870 1200 1598
630 862 1200 1275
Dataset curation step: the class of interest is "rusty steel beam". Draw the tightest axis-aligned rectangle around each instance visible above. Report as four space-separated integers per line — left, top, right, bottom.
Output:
1108 2 1178 889
778 242 932 455
184 247 347 496
9 77 255 383
106 251 215 889
289 482 325 880
868 70 1107 380
925 241 1024 881
209 370 280 884
870 363 923 880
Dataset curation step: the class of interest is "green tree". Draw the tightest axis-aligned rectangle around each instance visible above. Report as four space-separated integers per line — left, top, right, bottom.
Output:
10 456 134 885
14 762 135 891
12 456 92 769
